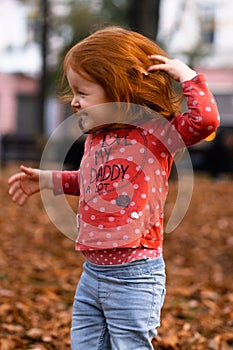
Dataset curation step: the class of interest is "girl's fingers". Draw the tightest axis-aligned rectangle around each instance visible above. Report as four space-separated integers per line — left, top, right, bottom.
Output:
8 180 21 196
12 187 24 203
8 166 33 186
148 54 169 63
147 64 165 72
147 55 170 72
20 165 34 176
11 186 28 205
11 188 22 202
8 173 23 185
8 166 38 206
18 193 28 206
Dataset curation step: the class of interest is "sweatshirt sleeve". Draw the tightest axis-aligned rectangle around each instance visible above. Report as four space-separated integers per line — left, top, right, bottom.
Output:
171 74 220 147
52 170 80 196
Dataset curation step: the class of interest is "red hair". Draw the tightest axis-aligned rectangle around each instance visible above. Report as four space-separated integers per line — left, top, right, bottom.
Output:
62 26 182 119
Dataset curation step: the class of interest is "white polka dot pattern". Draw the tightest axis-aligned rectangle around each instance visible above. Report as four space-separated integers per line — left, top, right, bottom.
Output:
51 74 220 262
83 247 163 265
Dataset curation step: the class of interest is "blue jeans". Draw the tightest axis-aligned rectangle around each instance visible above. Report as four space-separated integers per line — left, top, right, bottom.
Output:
71 257 166 350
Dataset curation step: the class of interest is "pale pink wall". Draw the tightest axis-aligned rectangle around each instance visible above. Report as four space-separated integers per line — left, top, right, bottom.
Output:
197 68 233 93
0 73 39 134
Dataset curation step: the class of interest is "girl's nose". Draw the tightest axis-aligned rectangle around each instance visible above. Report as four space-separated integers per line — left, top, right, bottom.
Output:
71 96 80 110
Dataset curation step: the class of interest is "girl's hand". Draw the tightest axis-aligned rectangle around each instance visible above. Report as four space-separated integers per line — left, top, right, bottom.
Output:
147 55 197 82
8 165 52 206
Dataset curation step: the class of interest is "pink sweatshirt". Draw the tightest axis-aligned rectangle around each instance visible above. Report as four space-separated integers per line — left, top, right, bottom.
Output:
52 74 220 262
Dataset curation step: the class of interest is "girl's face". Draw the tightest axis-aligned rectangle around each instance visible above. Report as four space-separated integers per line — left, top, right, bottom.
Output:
67 67 111 132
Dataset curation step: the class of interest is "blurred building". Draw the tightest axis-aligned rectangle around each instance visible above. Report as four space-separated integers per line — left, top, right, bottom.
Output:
158 0 233 127
0 0 63 163
158 0 233 176
0 73 40 136
0 0 232 167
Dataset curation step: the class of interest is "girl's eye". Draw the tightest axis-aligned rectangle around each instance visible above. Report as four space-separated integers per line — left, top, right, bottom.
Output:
79 91 86 96
72 87 86 96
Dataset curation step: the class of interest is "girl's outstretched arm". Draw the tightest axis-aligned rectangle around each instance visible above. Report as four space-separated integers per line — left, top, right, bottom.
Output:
8 165 53 206
147 55 197 82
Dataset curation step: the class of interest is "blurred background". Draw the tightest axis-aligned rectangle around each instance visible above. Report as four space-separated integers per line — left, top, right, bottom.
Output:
0 0 232 176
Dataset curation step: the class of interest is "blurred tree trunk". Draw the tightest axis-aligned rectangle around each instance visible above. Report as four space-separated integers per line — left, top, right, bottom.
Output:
128 0 161 40
39 0 49 135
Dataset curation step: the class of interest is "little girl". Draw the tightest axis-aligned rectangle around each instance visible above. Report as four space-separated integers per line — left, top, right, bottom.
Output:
8 26 219 350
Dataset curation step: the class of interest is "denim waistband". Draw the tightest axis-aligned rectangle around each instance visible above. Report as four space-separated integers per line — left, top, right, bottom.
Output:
84 256 165 278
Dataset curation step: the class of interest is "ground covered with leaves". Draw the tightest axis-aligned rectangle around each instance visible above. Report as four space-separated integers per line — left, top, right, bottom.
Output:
0 164 232 350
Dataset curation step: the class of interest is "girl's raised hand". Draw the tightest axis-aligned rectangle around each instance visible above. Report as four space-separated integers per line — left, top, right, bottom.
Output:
8 165 52 206
147 55 197 82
